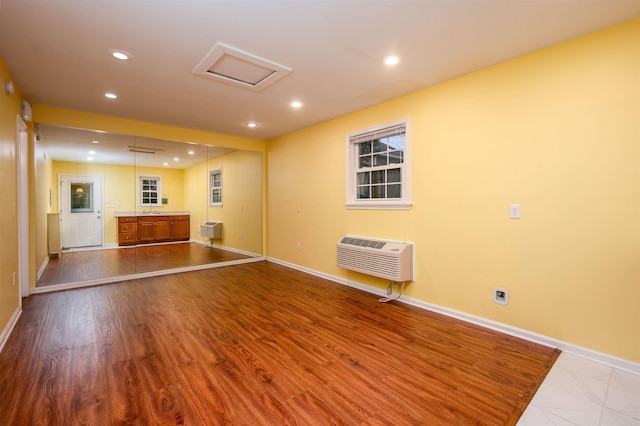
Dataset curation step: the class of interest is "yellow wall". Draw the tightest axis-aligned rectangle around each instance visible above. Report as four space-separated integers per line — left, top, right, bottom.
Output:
49 161 184 247
267 19 640 362
0 58 21 335
185 150 263 255
47 153 261 257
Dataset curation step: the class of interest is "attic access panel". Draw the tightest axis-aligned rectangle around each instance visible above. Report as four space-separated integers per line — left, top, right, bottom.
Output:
193 42 292 91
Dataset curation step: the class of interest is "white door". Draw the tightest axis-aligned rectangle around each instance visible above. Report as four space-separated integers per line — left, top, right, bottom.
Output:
59 174 103 248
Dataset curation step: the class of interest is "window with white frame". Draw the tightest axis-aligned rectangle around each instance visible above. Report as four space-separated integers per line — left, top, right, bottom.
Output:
209 168 222 206
346 118 411 209
138 175 162 207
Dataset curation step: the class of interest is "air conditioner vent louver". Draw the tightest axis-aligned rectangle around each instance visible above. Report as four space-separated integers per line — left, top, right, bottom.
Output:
337 235 413 282
339 237 387 250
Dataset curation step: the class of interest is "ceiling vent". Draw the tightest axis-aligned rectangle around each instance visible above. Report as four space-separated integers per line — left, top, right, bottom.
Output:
193 42 292 91
126 146 162 154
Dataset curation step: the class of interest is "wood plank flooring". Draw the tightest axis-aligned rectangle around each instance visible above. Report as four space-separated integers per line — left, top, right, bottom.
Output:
37 242 252 286
2 261 559 425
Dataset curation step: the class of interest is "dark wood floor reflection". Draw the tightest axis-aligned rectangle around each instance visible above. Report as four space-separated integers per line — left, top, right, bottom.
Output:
37 242 252 286
4 261 559 425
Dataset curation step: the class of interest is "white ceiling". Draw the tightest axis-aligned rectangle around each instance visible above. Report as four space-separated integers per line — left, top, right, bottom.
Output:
1 0 638 142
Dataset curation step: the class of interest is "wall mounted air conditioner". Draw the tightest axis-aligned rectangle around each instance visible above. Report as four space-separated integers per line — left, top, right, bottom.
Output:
337 235 413 282
200 221 222 239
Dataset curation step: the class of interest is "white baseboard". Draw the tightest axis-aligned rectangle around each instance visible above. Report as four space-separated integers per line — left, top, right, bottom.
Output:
190 238 261 258
0 306 22 354
36 256 49 281
266 257 640 375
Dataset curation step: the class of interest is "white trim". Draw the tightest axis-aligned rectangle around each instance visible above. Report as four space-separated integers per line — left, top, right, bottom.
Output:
0 306 22 353
266 257 640 375
16 115 29 300
208 167 223 207
190 238 261 258
137 174 163 207
37 255 50 281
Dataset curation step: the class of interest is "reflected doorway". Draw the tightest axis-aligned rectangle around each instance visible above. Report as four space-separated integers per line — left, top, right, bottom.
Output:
59 174 104 248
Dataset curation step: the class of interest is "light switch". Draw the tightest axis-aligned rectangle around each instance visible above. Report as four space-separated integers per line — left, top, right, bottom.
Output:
510 204 520 219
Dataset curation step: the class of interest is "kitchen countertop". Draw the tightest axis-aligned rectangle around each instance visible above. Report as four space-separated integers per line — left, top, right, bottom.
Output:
114 210 190 217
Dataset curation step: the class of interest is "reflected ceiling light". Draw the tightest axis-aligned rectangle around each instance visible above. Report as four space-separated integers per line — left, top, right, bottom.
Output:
384 55 400 66
290 101 303 109
75 188 83 193
87 157 94 161
109 49 133 61
89 150 96 155
246 122 257 128
104 93 117 99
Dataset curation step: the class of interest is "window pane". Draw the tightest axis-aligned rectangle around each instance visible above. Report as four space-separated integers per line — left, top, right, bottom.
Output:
387 184 401 198
371 170 385 184
387 134 404 150
358 141 372 155
389 150 403 164
373 139 388 153
387 168 401 183
357 171 370 185
212 188 222 204
373 153 388 166
70 183 93 213
357 186 370 199
372 185 385 198
359 156 371 168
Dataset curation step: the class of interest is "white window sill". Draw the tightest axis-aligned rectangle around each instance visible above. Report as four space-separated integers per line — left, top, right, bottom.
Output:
346 202 412 210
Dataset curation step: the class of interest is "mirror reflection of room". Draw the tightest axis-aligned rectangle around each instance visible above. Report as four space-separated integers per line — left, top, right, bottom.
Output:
34 124 263 288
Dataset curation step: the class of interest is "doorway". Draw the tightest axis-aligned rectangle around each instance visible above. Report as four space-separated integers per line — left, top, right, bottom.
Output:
58 174 104 248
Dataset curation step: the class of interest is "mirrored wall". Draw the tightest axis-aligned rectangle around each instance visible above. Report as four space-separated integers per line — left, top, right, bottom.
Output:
34 124 263 288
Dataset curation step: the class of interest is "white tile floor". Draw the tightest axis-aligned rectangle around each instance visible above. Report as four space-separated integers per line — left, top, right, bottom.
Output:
518 353 640 425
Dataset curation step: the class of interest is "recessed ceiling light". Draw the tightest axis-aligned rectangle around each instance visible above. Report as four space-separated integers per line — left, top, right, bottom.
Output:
188 150 194 155
246 122 257 128
104 93 117 99
291 101 303 108
163 162 169 166
384 55 400 66
173 157 179 162
91 140 100 144
109 49 133 61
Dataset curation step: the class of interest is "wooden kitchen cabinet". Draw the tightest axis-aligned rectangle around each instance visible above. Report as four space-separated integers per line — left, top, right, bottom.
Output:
170 215 190 241
117 215 190 245
117 216 138 246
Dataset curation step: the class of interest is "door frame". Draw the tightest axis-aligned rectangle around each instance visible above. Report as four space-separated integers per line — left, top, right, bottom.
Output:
58 174 104 248
16 115 29 301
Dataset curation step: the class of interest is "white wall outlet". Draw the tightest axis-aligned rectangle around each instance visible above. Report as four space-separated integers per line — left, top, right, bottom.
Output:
509 204 520 219
494 288 509 305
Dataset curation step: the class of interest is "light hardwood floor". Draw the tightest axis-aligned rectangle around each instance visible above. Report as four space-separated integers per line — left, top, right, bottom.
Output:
2 261 559 425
